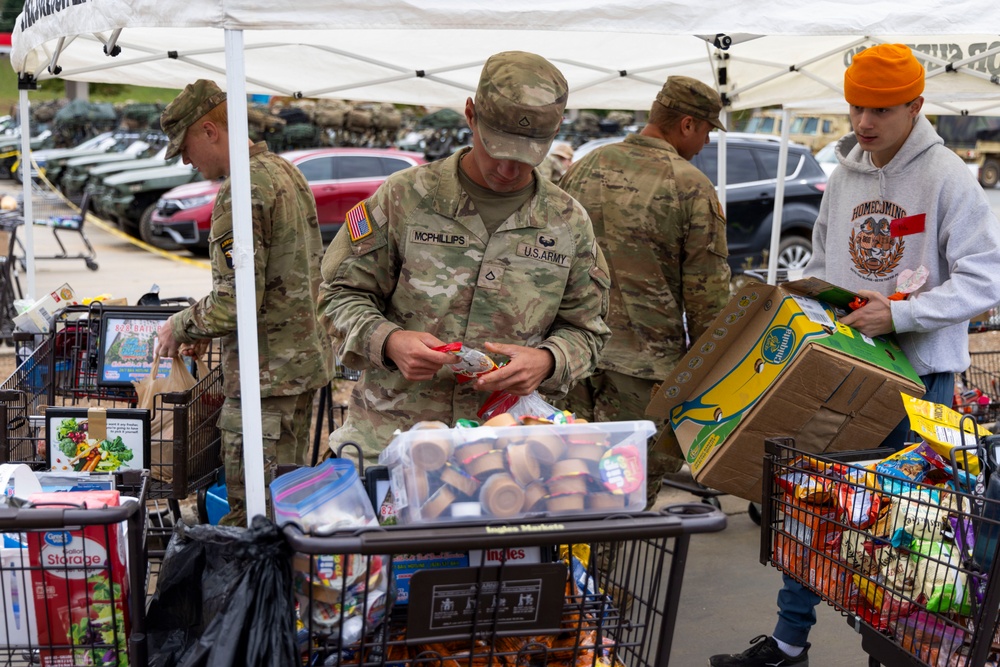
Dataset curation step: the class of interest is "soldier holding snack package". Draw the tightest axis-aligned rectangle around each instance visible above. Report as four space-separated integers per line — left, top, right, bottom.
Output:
710 44 1000 667
318 51 611 463
558 75 732 508
155 80 333 527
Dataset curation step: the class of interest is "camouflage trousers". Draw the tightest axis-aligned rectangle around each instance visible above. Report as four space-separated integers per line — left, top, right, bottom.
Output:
217 391 316 527
563 369 685 509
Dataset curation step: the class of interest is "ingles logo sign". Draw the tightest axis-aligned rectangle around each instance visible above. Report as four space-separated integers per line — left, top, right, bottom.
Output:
762 326 795 365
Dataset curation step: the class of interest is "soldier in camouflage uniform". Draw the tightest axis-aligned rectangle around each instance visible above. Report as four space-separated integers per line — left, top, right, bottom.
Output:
156 80 333 526
319 52 611 461
537 142 574 182
559 76 732 508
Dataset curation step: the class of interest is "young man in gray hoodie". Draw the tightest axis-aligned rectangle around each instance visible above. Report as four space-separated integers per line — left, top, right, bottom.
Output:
710 43 1000 667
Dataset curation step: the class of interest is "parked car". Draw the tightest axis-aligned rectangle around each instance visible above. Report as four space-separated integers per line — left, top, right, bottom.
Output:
564 133 828 271
693 134 827 271
149 147 426 252
815 140 838 177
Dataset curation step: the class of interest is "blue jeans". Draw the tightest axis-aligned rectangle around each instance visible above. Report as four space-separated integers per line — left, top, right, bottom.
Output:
773 371 954 647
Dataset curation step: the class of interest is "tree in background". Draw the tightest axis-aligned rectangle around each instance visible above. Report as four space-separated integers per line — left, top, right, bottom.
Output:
1 0 22 33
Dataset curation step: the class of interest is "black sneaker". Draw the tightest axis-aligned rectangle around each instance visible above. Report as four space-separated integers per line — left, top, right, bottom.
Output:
708 635 809 667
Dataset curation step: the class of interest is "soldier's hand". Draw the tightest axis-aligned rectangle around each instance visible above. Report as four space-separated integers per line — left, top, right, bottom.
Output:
839 289 894 337
155 321 181 358
474 342 554 395
179 339 210 359
385 330 454 381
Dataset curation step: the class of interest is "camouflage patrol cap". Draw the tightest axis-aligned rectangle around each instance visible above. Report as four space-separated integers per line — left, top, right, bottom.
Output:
474 51 568 167
161 79 227 160
655 76 726 131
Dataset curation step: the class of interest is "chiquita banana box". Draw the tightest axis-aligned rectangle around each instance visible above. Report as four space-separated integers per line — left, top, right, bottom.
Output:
647 278 924 501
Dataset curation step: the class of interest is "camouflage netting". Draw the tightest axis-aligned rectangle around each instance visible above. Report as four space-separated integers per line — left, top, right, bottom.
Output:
52 99 119 147
118 102 165 130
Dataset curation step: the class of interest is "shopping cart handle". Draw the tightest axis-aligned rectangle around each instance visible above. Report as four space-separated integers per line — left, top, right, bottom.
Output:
282 509 727 555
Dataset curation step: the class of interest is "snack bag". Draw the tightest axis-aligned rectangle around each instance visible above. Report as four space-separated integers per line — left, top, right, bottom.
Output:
902 393 987 475
433 342 498 382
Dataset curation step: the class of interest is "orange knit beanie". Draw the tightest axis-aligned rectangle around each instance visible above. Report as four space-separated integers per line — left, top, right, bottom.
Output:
844 44 925 108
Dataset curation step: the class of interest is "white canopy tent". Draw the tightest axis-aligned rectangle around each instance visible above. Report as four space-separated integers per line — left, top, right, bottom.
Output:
11 0 1000 524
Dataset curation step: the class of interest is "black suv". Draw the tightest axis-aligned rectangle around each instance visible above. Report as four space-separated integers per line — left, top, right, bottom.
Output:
571 133 828 271
691 133 827 271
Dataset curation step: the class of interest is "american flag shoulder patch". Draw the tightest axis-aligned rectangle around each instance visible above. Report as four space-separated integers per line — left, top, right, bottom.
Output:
346 201 373 242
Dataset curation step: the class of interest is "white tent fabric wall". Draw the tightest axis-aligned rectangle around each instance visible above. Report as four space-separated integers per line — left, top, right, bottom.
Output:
11 0 1000 524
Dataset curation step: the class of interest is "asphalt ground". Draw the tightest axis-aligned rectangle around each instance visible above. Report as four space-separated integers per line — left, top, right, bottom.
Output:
12 177 1000 665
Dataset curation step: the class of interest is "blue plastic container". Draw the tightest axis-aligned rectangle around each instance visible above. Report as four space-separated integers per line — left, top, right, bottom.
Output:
205 480 229 525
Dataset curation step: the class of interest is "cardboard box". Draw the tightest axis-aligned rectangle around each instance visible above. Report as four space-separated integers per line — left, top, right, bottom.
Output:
647 278 924 501
13 283 75 334
26 490 130 667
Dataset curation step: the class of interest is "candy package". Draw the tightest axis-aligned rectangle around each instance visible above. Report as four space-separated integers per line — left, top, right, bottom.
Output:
433 342 499 382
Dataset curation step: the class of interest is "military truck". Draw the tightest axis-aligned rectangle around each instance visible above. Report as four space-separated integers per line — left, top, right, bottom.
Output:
91 162 201 238
0 128 54 178
739 110 852 153
970 127 1000 188
58 133 168 198
79 147 177 208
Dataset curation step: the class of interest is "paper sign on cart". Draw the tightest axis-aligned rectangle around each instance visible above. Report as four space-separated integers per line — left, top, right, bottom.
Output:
405 563 567 641
44 407 150 474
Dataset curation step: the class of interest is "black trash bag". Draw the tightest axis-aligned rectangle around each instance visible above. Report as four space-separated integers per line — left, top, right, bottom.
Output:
147 515 297 667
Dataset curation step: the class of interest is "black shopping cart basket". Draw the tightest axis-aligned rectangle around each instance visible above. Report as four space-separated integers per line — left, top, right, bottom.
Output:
0 470 149 667
760 435 1000 667
0 303 225 558
283 503 726 667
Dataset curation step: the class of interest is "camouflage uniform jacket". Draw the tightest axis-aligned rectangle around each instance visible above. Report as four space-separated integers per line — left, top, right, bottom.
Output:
319 147 612 452
169 142 333 398
559 133 731 380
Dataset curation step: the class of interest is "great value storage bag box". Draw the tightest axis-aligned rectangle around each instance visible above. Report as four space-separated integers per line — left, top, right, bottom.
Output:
26 490 130 667
647 278 924 502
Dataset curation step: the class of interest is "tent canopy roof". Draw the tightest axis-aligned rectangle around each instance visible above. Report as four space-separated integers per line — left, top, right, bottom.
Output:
11 1 1000 114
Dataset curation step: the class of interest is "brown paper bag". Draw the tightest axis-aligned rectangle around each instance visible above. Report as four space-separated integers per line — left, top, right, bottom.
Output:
133 354 204 483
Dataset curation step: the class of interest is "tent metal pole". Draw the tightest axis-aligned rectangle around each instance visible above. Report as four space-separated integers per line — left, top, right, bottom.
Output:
766 108 791 286
225 28 268 527
18 84 36 300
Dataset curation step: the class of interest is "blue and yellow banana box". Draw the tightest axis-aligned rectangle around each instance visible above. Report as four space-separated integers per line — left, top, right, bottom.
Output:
646 278 925 502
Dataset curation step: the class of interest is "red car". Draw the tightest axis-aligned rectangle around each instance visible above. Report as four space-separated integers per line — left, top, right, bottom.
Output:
149 147 426 252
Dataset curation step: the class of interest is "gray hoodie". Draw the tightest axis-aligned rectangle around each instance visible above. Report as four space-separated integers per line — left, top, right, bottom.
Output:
806 115 1000 376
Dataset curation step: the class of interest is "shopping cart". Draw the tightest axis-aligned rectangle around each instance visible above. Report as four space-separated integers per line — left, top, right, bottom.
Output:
20 182 99 272
0 212 25 343
760 436 1000 667
0 470 150 667
283 503 726 667
959 349 1000 425
0 303 224 554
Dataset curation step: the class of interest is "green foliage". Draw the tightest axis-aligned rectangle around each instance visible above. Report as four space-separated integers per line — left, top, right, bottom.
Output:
0 58 181 116
0 0 22 33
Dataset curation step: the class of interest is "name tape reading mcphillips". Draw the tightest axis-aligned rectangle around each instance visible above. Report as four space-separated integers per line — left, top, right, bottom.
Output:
20 0 88 30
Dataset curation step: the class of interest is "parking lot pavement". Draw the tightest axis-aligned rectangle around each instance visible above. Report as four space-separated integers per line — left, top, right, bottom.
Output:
660 481 872 666
1 178 212 305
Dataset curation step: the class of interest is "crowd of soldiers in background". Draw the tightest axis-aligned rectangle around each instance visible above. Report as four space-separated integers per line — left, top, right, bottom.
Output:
17 97 637 160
